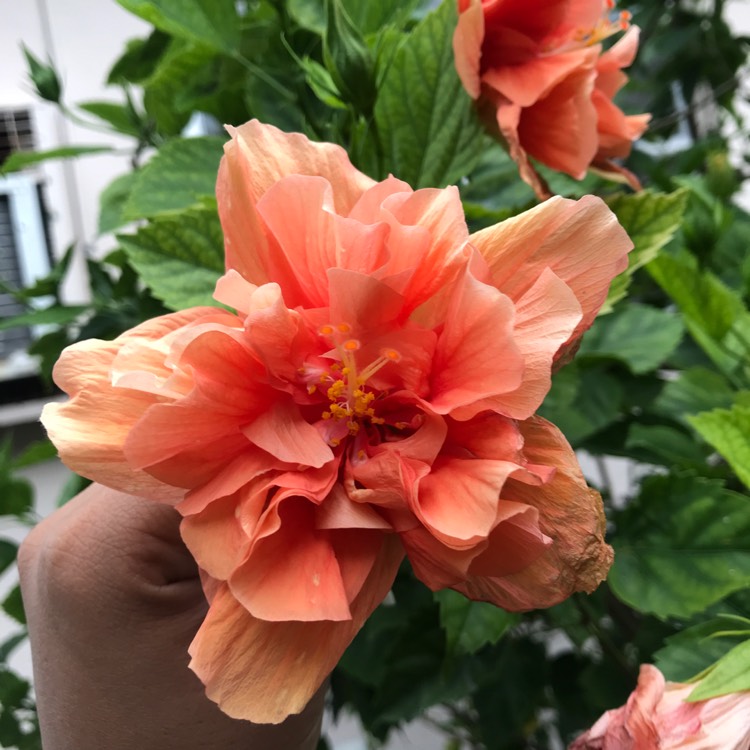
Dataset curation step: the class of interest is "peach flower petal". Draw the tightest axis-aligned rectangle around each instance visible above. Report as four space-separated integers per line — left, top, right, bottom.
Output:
41 308 223 503
453 0 484 98
413 456 525 547
218 120 374 287
229 498 352 622
570 664 750 749
455 1 648 194
189 536 404 723
455 416 612 610
430 265 523 413
242 399 334 468
470 195 631 343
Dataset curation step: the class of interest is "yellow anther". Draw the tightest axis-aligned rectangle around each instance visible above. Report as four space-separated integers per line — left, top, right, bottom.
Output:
307 384 317 395
330 438 340 447
322 411 331 420
341 367 350 375
357 449 366 461
371 416 385 425
347 421 360 435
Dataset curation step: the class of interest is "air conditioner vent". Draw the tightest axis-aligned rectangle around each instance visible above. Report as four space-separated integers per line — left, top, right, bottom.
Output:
0 109 35 164
0 193 32 359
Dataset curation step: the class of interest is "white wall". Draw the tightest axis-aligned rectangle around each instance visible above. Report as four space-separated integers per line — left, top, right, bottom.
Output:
0 0 148 303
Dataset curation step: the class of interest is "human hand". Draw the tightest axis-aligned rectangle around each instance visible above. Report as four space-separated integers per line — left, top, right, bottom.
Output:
18 483 325 750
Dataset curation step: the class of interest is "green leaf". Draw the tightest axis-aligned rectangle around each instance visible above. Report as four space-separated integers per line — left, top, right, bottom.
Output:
655 615 750 682
1 145 112 174
0 304 89 331
124 136 224 219
434 589 517 657
0 477 33 518
603 189 688 312
0 540 17 576
22 44 61 102
78 101 142 137
118 206 224 310
116 0 240 54
299 57 346 109
688 639 750 701
57 473 91 508
12 439 56 468
0 668 29 707
538 365 623 447
0 633 27 664
99 172 139 234
652 367 736 426
342 0 423 35
625 423 708 467
374 0 483 187
690 403 750 489
290 0 422 35
648 251 745 341
610 475 750 619
107 30 171 84
578 303 684 374
1 587 25 626
323 0 376 114
1 243 76 301
142 39 218 135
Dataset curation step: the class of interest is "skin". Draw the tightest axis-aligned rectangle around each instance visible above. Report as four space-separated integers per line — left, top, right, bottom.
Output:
17 483 325 750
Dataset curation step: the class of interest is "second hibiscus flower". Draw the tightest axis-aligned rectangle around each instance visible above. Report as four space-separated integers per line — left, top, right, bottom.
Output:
454 0 651 198
43 120 631 724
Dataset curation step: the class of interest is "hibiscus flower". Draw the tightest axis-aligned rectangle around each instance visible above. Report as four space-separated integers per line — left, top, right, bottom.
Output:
569 664 750 749
42 120 631 724
453 0 651 198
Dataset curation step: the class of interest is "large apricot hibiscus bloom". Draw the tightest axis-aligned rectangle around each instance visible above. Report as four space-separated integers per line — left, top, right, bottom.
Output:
42 121 631 724
454 0 651 198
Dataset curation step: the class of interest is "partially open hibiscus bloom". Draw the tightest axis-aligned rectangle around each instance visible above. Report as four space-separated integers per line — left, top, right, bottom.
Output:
42 120 630 723
453 0 651 198
570 665 750 749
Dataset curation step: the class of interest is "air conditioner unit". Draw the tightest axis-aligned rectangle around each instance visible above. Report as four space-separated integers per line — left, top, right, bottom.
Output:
0 171 53 384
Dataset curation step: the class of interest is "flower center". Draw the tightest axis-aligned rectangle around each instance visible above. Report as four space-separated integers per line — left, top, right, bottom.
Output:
304 323 402 447
543 1 631 54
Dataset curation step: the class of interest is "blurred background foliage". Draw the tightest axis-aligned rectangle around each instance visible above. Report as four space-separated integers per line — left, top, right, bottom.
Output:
1 0 750 747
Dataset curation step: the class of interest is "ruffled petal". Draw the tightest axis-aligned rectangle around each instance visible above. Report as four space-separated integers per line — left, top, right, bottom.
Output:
42 308 221 502
413 456 524 547
483 47 595 108
379 186 469 312
229 498 351 622
515 57 599 178
188 535 403 723
453 0 484 98
429 264 524 414
470 195 631 343
242 399 334 468
452 267 582 421
218 120 374 286
455 416 612 611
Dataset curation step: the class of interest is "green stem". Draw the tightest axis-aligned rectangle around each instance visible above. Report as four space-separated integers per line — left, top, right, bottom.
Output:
573 595 636 680
232 52 296 101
